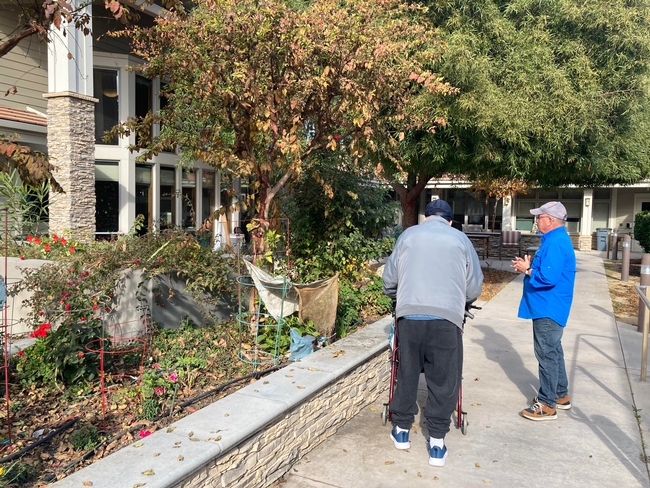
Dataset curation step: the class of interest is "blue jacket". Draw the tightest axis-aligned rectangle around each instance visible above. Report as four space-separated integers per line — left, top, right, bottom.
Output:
383 216 484 329
518 226 576 326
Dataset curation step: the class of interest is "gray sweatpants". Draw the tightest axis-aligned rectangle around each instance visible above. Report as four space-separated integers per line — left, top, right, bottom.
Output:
390 317 463 439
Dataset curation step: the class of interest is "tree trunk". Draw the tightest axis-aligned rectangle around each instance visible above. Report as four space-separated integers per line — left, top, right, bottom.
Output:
390 171 431 230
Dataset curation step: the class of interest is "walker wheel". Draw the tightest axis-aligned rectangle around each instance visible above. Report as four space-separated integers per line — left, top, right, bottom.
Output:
461 415 468 435
381 404 389 426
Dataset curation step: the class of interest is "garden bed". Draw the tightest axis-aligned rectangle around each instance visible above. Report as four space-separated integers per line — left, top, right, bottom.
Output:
0 267 514 486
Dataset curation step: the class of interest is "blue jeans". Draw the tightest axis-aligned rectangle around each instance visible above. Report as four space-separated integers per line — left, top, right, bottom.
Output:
532 318 568 408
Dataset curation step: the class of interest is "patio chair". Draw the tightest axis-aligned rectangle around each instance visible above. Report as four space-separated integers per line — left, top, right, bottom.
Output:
499 230 522 260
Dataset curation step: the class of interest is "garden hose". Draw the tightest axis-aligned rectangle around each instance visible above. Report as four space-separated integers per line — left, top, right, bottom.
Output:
0 418 77 464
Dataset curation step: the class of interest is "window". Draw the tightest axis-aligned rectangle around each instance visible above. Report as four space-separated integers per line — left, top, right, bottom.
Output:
95 162 119 234
136 165 152 235
160 167 176 229
94 69 119 145
181 169 196 229
202 171 215 224
136 76 152 146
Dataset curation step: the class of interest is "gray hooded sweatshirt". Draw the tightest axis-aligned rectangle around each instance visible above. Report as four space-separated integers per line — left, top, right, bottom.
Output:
382 216 484 329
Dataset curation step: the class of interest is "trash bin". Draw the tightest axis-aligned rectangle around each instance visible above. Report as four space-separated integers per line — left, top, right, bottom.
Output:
596 228 611 251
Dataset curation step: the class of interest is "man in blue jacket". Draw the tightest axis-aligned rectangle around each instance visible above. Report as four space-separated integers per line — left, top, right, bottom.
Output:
383 199 483 466
511 201 576 421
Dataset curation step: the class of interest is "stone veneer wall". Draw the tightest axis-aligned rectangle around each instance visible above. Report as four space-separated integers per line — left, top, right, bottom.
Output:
44 92 97 241
176 352 390 488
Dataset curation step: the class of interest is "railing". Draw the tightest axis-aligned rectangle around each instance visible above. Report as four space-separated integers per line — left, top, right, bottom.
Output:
635 285 650 381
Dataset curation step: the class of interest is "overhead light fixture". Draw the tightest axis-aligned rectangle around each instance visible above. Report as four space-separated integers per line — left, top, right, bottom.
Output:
102 88 118 98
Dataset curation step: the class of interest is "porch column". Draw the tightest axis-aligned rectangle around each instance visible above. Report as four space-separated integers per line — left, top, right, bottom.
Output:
502 195 514 231
44 6 97 241
579 189 594 251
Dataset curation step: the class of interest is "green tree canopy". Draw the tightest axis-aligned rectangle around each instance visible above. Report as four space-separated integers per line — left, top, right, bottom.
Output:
382 0 650 226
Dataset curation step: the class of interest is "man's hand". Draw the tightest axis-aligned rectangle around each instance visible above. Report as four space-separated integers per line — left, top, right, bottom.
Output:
511 255 531 275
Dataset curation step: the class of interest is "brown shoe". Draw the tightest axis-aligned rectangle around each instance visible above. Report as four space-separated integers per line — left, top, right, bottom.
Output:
521 402 557 421
531 395 571 410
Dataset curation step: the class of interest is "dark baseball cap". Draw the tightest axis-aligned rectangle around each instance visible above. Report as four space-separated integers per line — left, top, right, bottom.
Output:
425 199 453 221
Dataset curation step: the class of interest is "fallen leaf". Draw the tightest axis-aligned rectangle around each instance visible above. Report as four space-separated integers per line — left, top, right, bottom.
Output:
178 455 184 461
263 381 269 384
475 462 481 468
417 472 422 477
285 375 293 378
174 441 182 445
134 484 146 488
307 367 319 371
385 461 394 465
486 426 491 428
474 378 480 381
343 449 347 453
190 437 200 442
297 386 305 389
185 406 197 413
153 453 160 457
224 413 229 417
133 443 144 448
142 469 155 476
434 476 439 480
82 482 93 487
483 480 490 484
188 431 193 437
471 403 481 406
369 407 377 411
167 427 176 433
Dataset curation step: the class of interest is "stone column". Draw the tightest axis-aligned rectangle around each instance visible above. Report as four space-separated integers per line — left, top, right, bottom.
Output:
43 92 98 241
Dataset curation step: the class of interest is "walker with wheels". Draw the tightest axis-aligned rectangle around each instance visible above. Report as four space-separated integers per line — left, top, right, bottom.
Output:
381 303 480 436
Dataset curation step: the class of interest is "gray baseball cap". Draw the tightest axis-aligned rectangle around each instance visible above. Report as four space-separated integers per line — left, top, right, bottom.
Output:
530 201 567 221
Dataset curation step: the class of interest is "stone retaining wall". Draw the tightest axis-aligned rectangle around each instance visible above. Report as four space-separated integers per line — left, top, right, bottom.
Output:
178 352 389 488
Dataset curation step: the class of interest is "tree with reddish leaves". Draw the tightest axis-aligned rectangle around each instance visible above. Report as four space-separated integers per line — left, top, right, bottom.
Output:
110 0 453 231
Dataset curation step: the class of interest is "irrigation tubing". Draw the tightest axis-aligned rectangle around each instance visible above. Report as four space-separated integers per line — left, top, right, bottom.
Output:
0 418 77 464
60 363 285 473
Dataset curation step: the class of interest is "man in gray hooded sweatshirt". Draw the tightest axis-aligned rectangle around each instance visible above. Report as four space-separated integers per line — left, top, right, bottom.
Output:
383 199 483 467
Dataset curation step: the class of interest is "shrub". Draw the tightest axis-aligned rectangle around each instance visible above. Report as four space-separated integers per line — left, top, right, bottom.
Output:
634 211 650 253
70 425 102 451
11 229 236 386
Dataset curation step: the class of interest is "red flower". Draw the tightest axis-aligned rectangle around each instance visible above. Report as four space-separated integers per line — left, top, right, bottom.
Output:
64 293 71 298
34 237 41 244
157 257 163 262
92 305 99 311
60 237 67 245
65 304 70 311
138 429 151 438
44 243 50 251
26 235 33 242
41 323 51 331
38 311 44 316
135 259 141 264
19 256 24 260
69 246 76 253
52 234 59 242
77 352 85 358
80 317 86 322
17 350 24 357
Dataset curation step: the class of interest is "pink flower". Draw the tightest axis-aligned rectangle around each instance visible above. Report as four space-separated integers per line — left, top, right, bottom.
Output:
65 304 70 311
138 429 152 438
169 373 177 382
155 387 164 395
77 352 85 358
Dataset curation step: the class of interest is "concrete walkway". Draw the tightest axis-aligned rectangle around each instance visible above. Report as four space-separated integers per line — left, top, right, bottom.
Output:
279 252 650 487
